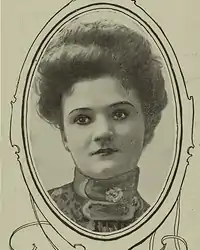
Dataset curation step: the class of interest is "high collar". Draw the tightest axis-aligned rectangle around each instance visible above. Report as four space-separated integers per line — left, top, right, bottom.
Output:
73 167 140 201
72 167 142 221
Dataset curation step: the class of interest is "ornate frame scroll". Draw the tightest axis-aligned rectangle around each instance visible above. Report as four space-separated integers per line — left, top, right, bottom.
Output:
9 0 194 249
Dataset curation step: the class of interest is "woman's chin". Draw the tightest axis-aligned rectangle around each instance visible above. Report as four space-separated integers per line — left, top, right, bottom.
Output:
82 161 125 179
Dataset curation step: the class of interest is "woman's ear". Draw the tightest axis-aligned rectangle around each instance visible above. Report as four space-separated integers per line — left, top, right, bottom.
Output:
60 130 70 152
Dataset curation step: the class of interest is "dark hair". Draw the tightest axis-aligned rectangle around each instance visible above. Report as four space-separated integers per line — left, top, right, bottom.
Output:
35 21 168 146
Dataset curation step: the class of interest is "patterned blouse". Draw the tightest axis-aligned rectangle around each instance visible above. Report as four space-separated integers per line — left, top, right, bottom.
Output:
48 167 150 232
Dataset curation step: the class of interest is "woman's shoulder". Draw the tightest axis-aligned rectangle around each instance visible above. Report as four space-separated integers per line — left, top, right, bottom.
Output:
48 182 86 222
132 193 150 221
48 182 74 202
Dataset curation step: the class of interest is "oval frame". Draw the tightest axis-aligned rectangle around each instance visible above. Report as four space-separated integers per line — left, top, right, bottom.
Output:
10 0 194 249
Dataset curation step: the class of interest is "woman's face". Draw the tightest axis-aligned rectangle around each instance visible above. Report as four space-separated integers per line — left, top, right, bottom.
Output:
61 76 145 179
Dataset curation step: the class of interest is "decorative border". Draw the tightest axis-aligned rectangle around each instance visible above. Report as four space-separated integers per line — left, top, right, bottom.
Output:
9 0 194 249
23 3 183 239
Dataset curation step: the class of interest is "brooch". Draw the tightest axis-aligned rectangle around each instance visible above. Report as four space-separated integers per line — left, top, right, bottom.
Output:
105 187 123 202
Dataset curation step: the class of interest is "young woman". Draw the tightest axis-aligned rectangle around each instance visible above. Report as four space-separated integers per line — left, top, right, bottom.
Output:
35 20 168 232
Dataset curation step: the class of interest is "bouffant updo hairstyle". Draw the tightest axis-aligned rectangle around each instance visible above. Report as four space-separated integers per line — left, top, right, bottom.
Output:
35 20 168 147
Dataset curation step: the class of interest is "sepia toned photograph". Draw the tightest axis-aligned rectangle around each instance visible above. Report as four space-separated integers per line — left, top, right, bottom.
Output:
28 12 176 233
2 0 199 249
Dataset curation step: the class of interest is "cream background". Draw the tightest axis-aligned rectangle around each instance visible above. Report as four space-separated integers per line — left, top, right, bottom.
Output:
1 0 200 249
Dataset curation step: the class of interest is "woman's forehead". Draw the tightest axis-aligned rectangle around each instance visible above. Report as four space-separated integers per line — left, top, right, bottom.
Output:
61 76 140 113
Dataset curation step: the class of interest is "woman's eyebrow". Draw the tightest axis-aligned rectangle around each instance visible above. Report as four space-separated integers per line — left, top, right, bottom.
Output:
68 107 92 116
109 101 135 108
68 101 134 115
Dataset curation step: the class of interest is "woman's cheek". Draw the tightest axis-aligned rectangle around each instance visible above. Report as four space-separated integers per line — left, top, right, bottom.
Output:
116 121 144 150
71 127 92 150
115 121 139 136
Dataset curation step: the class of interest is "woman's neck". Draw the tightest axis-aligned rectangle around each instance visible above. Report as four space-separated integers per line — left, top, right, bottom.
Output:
73 167 140 201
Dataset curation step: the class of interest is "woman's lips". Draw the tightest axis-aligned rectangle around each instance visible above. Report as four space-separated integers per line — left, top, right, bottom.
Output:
90 148 119 156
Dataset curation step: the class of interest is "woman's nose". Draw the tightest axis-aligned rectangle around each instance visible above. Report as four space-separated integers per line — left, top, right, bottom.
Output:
93 115 114 143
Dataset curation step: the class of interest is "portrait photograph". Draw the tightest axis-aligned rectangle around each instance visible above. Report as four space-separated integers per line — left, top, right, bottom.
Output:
2 0 200 249
27 10 176 234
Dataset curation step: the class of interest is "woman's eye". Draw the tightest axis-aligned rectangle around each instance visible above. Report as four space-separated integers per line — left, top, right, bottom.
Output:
112 110 129 120
74 115 91 125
